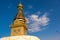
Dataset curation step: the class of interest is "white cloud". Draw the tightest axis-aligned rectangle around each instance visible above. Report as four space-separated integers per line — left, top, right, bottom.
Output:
41 13 49 26
26 12 50 32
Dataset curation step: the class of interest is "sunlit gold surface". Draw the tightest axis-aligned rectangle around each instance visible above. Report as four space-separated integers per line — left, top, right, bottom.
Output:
10 3 27 36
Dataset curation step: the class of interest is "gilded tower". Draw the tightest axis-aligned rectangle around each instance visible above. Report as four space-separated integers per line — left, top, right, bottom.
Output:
10 3 27 36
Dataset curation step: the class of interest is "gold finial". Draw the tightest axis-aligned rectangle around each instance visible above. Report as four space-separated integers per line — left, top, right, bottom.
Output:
17 3 23 10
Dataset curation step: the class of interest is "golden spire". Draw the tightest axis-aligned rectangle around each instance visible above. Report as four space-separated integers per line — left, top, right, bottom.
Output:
17 3 23 10
14 3 25 20
10 3 27 36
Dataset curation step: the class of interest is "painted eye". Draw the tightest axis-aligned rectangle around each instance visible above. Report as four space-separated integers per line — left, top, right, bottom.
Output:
14 30 16 32
18 29 20 32
14 29 20 33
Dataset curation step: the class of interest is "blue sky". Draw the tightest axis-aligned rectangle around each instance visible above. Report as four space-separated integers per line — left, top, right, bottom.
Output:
0 0 60 40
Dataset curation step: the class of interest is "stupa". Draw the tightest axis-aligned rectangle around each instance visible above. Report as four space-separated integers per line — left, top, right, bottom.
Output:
0 3 40 40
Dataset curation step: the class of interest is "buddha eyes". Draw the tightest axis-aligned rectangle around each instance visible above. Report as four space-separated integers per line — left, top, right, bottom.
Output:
14 29 20 33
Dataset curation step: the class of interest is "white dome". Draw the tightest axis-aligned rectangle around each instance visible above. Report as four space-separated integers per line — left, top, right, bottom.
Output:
0 35 40 40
